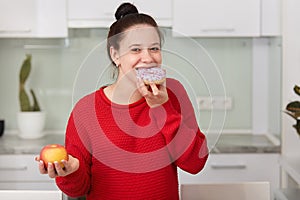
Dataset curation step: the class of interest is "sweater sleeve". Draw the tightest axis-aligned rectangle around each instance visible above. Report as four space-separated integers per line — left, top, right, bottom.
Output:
150 79 209 174
55 113 92 198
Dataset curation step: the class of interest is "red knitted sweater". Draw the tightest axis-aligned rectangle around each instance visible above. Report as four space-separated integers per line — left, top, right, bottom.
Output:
56 78 208 200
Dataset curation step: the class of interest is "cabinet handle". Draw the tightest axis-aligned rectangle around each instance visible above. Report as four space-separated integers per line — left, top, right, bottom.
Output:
0 29 31 34
0 166 28 171
201 28 235 33
210 163 246 170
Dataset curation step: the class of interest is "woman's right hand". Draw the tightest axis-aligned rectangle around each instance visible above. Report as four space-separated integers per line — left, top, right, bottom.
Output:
35 155 79 178
136 78 169 108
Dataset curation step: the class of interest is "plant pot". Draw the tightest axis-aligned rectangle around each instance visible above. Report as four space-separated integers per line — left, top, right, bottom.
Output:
17 111 46 139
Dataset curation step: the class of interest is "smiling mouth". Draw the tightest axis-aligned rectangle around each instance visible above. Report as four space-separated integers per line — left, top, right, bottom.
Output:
135 63 160 69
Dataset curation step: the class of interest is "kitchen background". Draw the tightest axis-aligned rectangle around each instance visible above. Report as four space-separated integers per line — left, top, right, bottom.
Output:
2 0 300 199
0 29 282 136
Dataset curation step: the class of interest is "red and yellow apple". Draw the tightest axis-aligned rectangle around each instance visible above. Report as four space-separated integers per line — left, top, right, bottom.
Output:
40 144 68 168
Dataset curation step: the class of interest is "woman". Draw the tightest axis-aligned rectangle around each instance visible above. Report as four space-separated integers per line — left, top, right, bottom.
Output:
37 2 208 199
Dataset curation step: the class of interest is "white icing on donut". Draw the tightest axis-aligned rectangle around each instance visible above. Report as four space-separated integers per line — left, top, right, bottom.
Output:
136 67 166 84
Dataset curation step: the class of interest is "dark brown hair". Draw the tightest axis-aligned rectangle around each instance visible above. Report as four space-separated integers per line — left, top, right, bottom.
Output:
107 2 163 67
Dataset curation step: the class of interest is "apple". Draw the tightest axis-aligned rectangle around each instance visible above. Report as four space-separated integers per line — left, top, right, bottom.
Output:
40 144 68 168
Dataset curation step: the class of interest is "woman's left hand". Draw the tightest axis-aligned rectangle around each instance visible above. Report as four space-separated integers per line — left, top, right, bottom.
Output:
137 78 168 107
35 155 79 178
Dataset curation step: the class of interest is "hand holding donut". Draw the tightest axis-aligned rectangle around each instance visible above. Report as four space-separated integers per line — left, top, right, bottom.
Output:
136 67 168 107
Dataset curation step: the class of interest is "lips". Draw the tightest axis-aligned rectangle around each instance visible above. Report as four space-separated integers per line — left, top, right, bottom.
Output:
135 63 159 69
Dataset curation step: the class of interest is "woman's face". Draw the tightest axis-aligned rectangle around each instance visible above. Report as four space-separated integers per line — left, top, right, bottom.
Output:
111 24 162 79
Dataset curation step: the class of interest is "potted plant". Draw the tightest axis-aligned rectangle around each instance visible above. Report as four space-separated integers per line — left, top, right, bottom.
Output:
17 54 45 139
284 85 300 136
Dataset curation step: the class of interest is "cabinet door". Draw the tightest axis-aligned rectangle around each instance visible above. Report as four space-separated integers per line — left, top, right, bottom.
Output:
261 0 281 36
68 0 121 27
0 0 35 36
0 155 58 190
178 154 280 199
0 0 67 38
133 0 172 27
68 0 172 28
173 0 260 37
35 0 68 38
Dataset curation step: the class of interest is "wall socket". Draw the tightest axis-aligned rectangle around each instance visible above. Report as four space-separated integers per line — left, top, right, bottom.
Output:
197 96 233 110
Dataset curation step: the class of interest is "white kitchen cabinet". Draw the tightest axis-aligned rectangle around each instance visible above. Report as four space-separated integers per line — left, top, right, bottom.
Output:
261 0 281 36
173 0 261 37
0 0 35 36
0 0 67 38
179 154 280 198
0 155 59 190
67 0 172 28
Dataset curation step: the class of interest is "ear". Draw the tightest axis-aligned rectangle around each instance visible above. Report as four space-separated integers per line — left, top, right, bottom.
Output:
110 46 120 66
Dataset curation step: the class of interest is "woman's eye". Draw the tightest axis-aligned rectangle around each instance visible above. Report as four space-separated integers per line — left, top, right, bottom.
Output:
131 48 141 52
150 47 160 52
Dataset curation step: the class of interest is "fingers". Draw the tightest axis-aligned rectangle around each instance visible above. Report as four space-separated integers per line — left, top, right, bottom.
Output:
47 163 58 178
137 78 162 97
35 156 47 174
136 77 168 107
136 78 149 97
36 156 68 178
43 161 67 178
53 161 67 177
38 160 48 174
149 83 159 96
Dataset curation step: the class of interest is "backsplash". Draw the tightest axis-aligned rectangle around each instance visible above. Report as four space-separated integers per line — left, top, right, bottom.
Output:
0 28 282 134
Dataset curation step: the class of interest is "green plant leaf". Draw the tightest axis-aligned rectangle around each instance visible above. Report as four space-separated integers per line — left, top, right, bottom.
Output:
30 89 41 111
293 120 300 136
294 85 300 96
18 54 42 112
19 54 31 84
286 101 300 112
283 111 300 120
19 88 31 111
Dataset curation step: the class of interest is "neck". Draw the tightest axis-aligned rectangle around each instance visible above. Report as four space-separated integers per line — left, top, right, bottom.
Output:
104 78 142 105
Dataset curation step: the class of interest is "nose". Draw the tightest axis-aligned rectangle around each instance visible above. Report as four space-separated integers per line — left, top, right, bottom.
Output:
140 49 154 63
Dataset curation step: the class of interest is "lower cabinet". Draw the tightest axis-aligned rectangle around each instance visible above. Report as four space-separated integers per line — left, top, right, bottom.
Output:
0 154 58 190
179 153 280 199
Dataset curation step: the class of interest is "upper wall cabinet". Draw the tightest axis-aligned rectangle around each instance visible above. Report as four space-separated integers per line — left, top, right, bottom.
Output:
261 0 281 36
173 0 281 37
173 0 261 37
0 0 67 38
68 0 172 28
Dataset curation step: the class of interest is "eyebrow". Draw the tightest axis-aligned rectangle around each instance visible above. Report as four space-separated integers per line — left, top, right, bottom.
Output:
128 42 160 48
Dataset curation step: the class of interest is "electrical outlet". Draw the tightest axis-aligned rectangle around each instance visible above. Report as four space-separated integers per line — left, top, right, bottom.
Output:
197 96 232 110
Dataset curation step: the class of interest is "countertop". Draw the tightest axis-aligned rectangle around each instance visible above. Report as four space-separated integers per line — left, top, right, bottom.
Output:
0 134 64 154
274 188 300 200
0 133 280 155
208 133 280 153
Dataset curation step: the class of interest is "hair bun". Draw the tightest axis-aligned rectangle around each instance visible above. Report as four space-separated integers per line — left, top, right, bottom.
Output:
115 2 138 20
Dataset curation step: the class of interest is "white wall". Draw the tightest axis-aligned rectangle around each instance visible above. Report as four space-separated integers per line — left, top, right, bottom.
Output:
282 0 300 157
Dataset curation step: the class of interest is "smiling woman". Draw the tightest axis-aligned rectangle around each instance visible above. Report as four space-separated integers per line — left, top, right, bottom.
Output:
37 2 208 200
